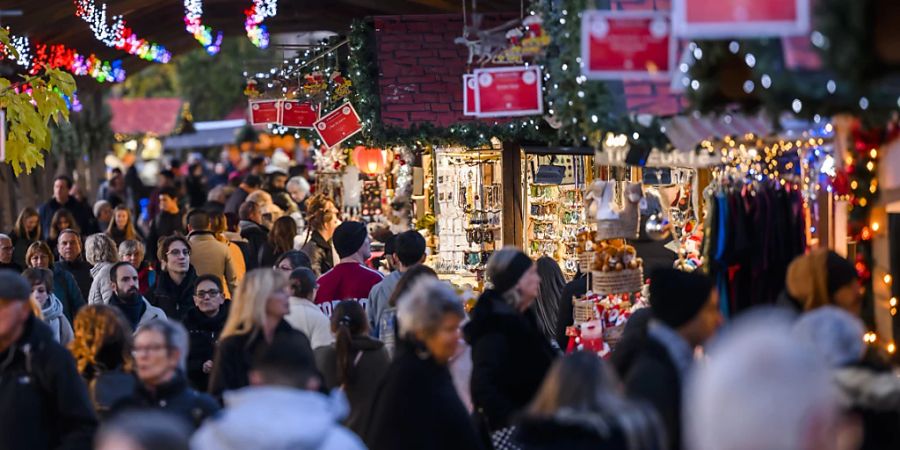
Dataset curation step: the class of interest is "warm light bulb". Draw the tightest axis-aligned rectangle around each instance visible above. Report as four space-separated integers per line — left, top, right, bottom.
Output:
888 343 896 354
851 181 859 189
892 297 898 307
885 274 893 285
892 308 897 316
870 149 878 158
872 222 881 232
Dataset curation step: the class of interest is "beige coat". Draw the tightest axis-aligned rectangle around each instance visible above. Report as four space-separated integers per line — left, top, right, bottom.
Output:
189 233 238 299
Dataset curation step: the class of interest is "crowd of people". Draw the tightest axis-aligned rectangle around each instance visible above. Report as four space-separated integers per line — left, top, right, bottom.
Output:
0 155 895 450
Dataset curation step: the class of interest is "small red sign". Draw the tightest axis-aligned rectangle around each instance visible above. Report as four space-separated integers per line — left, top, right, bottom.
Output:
463 75 478 116
248 100 280 125
280 101 319 128
314 103 363 148
582 11 674 80
473 66 543 118
674 0 809 38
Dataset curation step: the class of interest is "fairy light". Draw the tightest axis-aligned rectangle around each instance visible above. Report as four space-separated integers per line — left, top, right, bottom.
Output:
888 342 896 354
244 0 278 49
863 332 877 343
891 297 898 307
1 28 126 83
871 222 880 232
73 0 171 63
884 274 893 285
184 0 223 54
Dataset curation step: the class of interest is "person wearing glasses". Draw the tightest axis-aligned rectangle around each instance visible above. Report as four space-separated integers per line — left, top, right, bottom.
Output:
26 241 85 323
149 236 199 321
183 275 229 390
108 262 166 331
129 319 219 430
0 234 21 272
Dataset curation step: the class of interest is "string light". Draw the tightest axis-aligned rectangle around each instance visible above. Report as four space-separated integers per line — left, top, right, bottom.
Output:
888 342 896 354
0 28 125 83
184 0 223 54
871 222 880 232
245 0 278 48
864 332 877 343
73 0 171 63
884 274 893 285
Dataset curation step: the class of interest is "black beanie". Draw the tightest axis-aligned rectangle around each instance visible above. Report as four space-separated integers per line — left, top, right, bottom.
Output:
333 221 368 258
826 251 858 297
649 268 714 328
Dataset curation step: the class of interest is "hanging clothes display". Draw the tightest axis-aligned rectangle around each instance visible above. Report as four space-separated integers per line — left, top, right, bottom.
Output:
702 178 807 317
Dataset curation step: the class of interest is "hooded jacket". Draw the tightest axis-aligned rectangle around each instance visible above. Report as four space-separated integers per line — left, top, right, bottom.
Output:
191 386 365 450
183 302 231 390
0 315 97 450
149 265 199 321
41 293 74 345
88 261 115 305
463 289 556 431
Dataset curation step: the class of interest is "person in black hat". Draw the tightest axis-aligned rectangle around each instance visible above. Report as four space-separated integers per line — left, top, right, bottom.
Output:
0 270 97 449
313 221 384 318
623 268 722 450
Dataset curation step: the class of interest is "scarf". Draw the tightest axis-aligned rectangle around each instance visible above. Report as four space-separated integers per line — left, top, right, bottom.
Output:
41 294 65 342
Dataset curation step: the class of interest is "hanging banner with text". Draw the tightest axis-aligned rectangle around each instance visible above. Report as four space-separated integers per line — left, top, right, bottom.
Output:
463 75 478 116
673 0 809 38
581 11 674 80
248 100 281 125
314 103 363 148
473 66 543 118
280 101 319 128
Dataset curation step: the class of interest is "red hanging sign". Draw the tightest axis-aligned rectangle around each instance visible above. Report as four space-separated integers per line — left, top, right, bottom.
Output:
473 66 543 118
673 0 809 38
280 101 319 128
463 75 478 116
581 11 674 80
248 100 281 125
314 103 363 149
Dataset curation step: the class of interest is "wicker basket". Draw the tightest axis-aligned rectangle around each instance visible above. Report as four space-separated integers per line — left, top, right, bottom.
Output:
572 297 598 325
591 268 643 295
577 252 595 274
595 208 640 241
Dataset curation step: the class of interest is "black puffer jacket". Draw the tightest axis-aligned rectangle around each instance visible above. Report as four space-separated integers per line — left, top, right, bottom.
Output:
463 289 556 431
183 302 230 390
129 370 220 430
149 266 199 321
0 315 97 450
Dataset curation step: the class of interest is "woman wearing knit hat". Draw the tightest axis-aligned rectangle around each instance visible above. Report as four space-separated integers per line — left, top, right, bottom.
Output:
778 249 862 315
464 248 556 450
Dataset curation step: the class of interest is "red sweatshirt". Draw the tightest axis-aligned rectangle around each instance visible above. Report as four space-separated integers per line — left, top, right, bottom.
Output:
314 262 384 317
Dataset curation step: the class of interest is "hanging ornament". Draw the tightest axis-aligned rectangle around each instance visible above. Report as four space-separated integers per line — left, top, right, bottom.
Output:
645 214 671 241
330 71 353 100
353 146 386 175
244 79 260 98
245 0 278 49
73 0 171 63
184 0 223 55
1 29 126 83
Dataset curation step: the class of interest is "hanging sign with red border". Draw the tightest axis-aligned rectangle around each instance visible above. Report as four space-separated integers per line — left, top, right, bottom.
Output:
581 11 674 80
473 66 543 118
463 74 478 116
280 101 319 128
673 0 810 38
314 103 363 148
248 99 281 125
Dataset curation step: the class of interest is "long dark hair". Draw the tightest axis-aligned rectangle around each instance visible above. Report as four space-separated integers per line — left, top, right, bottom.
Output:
268 216 297 255
387 264 438 308
14 207 40 241
331 300 369 386
535 256 564 342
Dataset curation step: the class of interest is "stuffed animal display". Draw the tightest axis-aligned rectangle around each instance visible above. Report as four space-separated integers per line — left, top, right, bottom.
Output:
593 239 643 272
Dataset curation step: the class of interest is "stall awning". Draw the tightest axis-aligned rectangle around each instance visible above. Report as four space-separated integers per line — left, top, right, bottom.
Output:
164 119 246 150
662 114 774 151
108 98 183 136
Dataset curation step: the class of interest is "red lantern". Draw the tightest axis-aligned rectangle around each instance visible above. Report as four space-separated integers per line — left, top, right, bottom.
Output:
353 146 386 175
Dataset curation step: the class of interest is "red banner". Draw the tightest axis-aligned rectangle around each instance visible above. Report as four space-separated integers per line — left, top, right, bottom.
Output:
463 75 478 116
674 0 809 38
473 66 543 118
314 103 363 149
581 11 674 80
280 101 319 128
248 100 281 125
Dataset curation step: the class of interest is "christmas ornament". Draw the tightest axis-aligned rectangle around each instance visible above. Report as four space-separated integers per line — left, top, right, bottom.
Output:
184 0 223 55
353 146 386 175
245 0 278 49
330 71 353 100
73 0 171 63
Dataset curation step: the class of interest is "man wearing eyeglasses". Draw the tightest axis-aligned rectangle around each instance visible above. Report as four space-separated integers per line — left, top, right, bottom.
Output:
0 234 21 272
183 275 229 390
149 236 198 321
108 261 166 331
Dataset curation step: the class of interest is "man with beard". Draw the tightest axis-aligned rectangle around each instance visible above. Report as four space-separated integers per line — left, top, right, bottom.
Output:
108 262 167 331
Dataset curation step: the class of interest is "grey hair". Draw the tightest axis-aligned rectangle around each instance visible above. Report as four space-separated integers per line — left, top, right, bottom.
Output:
207 185 233 204
118 239 145 258
397 278 465 339
287 176 310 195
135 319 189 371
685 309 838 450
96 411 190 450
485 247 524 306
84 233 119 266
0 233 10 243
93 200 112 218
792 306 865 367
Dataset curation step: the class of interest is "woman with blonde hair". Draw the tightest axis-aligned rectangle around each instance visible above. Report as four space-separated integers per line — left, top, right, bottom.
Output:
10 207 41 268
48 209 80 251
26 241 84 322
106 205 140 247
207 268 313 398
86 233 120 305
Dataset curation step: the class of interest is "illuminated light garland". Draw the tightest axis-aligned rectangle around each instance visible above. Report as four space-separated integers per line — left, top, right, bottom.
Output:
1 29 126 83
184 0 223 55
244 0 277 49
73 0 171 63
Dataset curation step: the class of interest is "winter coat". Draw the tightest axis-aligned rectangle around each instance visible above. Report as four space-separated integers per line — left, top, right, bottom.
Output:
257 240 287 269
88 261 116 305
367 270 402 336
239 220 268 270
183 303 230 391
0 315 97 450
623 333 683 450
224 187 251 216
57 258 94 301
149 266 199 321
285 296 334 349
191 386 366 450
39 197 97 240
146 210 186 263
40 293 74 345
513 410 665 450
128 370 219 430
223 231 251 276
189 232 239 299
555 273 588 349
108 292 168 331
51 263 86 323
364 340 485 450
301 230 335 276
137 260 156 296
10 230 37 268
208 320 313 399
834 364 900 450
463 289 556 431
315 336 390 435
